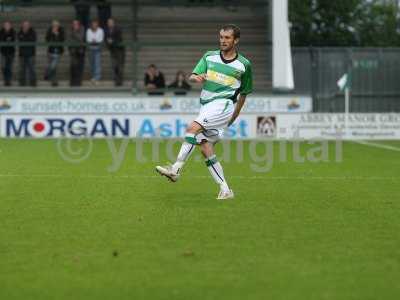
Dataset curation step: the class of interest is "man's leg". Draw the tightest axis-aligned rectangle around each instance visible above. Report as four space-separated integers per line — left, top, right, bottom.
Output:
89 50 95 80
113 50 124 86
170 121 203 173
110 51 118 85
70 55 77 86
78 53 85 85
6 56 14 86
200 141 233 198
1 55 7 85
51 54 60 86
94 49 101 81
19 56 25 86
44 54 51 80
117 49 125 86
156 121 202 181
27 56 36 87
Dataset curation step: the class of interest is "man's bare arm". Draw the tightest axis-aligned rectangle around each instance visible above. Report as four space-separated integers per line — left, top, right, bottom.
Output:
189 73 207 83
228 94 247 127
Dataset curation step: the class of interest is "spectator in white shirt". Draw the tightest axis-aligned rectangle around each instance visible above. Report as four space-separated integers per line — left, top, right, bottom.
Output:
86 19 104 84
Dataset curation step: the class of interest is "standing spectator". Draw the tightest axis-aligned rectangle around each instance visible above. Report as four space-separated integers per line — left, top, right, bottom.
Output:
69 20 86 87
18 21 37 87
70 0 91 30
0 21 16 86
145 64 166 95
96 0 112 30
86 19 104 84
168 71 191 95
44 20 65 87
105 18 125 86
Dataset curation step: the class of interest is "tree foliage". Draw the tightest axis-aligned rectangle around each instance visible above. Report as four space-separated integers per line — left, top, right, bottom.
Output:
289 0 400 47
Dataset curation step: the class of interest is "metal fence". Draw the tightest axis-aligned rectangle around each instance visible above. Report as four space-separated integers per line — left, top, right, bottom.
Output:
292 47 400 112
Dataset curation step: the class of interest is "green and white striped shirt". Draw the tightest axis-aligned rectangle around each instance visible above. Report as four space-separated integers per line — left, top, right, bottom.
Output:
192 50 253 105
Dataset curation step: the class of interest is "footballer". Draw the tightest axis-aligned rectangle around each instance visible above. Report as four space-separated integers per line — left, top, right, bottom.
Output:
156 24 253 200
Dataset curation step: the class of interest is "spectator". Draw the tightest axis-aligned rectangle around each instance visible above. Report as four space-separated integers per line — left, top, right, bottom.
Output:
70 0 91 30
145 64 165 95
18 21 37 87
69 20 86 87
168 70 191 95
86 19 104 85
0 21 16 86
105 18 125 86
96 0 112 30
44 20 65 87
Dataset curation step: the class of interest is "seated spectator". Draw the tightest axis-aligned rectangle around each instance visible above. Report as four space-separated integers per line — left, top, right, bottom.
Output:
70 0 91 30
105 18 125 86
86 19 104 85
18 21 37 87
44 20 65 87
69 20 86 87
0 21 16 86
145 64 165 95
168 70 191 95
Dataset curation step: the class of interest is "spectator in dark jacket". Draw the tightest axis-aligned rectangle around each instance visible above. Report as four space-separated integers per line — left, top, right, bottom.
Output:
0 21 16 86
96 0 112 30
105 18 125 86
44 20 65 86
168 71 191 95
70 0 91 30
68 19 86 87
18 21 37 87
145 64 166 95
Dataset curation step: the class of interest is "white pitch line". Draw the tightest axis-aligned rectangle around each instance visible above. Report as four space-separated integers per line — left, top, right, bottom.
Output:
0 174 399 181
354 141 400 152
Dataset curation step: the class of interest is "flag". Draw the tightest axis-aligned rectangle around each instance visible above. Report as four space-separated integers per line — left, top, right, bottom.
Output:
337 73 350 91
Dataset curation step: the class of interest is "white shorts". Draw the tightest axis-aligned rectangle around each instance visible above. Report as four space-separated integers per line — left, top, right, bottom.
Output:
194 99 234 144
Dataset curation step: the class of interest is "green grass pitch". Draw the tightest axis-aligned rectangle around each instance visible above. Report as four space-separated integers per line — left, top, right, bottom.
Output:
0 139 399 299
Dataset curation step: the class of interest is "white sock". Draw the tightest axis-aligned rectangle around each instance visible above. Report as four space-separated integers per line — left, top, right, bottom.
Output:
172 134 196 173
205 155 230 192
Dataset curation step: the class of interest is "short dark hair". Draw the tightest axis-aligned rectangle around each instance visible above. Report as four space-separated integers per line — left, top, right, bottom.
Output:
221 24 241 39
